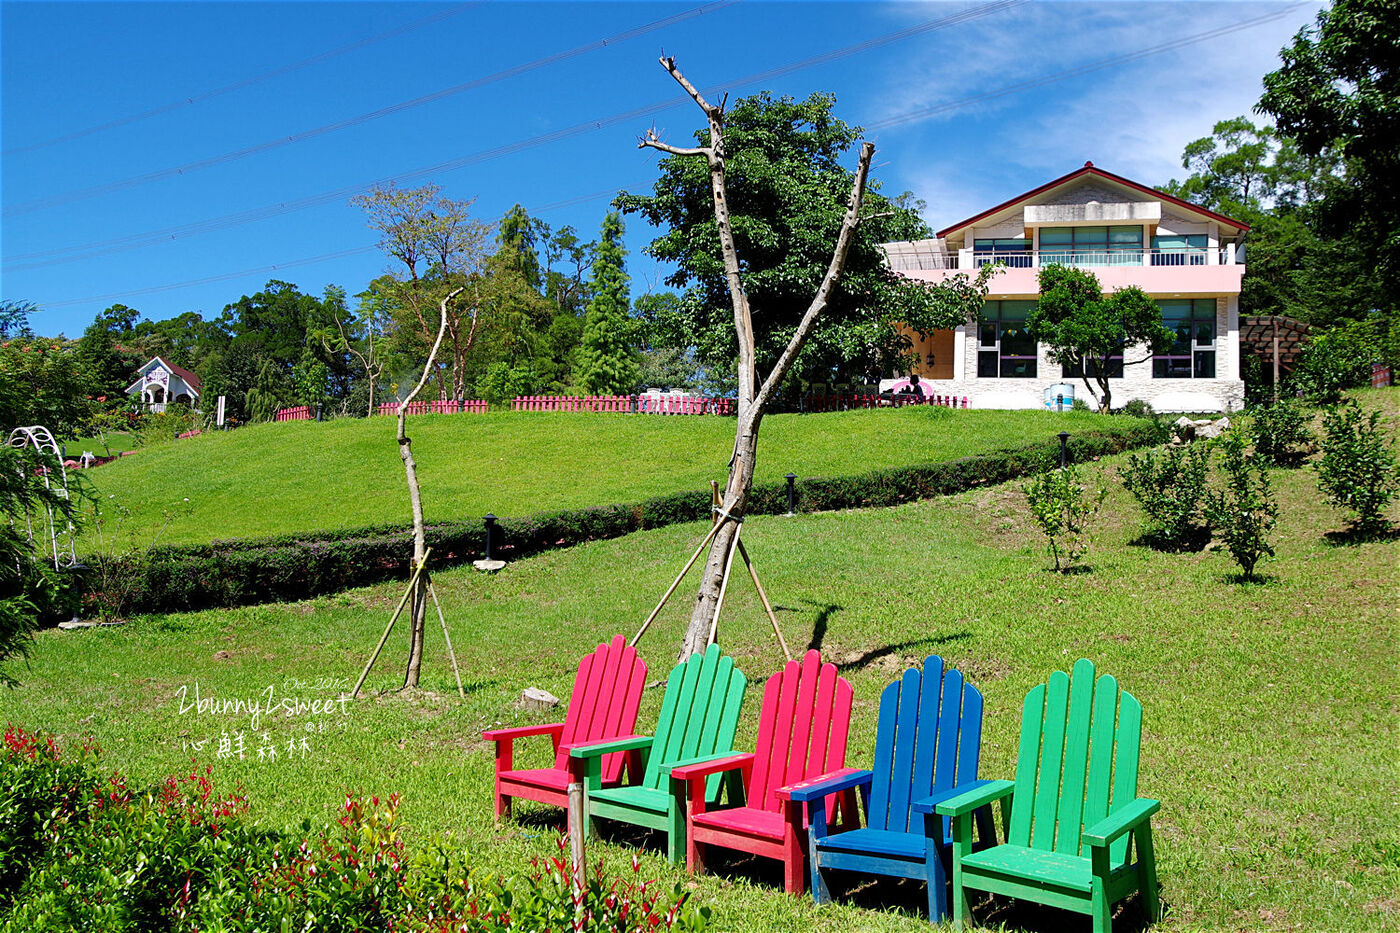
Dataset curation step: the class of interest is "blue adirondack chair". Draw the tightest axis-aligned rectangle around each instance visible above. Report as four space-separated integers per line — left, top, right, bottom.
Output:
779 655 997 920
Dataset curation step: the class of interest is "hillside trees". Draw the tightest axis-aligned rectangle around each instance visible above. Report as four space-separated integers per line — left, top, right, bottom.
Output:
575 211 639 395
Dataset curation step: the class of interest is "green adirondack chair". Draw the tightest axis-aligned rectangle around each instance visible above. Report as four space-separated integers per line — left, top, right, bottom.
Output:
936 659 1160 932
568 644 748 864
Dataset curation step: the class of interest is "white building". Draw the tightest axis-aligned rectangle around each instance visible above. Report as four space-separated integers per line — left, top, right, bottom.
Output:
125 357 202 413
883 162 1249 412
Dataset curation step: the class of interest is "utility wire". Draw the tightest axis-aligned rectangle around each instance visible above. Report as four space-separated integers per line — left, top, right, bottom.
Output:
6 0 1022 269
3 3 483 156
35 184 638 310
4 0 744 216
30 3 1296 311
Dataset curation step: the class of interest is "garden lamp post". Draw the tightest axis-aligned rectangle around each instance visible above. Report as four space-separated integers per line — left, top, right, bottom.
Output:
785 473 797 516
1058 431 1070 469
483 513 498 561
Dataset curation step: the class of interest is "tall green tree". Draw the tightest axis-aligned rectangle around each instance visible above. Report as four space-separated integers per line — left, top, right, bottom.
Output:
574 212 638 395
1028 265 1175 413
617 89 952 389
1258 0 1399 302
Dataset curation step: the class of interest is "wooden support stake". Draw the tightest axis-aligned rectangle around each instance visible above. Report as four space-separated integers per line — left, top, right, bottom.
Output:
630 516 725 648
567 781 587 901
351 549 432 699
707 520 742 646
427 580 465 699
736 538 792 662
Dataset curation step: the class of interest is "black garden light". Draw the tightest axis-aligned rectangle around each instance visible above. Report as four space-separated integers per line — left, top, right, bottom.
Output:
1058 431 1070 469
785 473 797 516
483 513 498 561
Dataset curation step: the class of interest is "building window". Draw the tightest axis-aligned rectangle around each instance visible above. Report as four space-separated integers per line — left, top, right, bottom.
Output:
974 238 1032 268
1039 226 1142 266
1151 233 1208 266
1063 351 1124 380
1154 299 1217 378
978 301 1038 378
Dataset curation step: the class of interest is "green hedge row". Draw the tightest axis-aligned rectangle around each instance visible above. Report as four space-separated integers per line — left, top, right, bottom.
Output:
107 421 1161 615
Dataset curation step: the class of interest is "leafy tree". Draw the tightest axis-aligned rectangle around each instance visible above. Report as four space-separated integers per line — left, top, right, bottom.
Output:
0 338 94 436
292 346 329 412
1317 401 1399 535
243 357 288 422
1259 0 1400 302
0 299 36 338
1023 464 1104 572
575 212 638 395
617 89 964 388
1027 265 1175 413
1 446 85 685
1121 443 1213 548
1207 429 1278 581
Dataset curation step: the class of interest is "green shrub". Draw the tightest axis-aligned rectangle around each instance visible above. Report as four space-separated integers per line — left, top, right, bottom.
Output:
1249 399 1314 466
1291 319 1388 404
1207 429 1278 581
1023 465 1105 572
1121 442 1212 549
1 729 708 933
1316 402 1399 535
1118 398 1154 419
1071 397 1091 412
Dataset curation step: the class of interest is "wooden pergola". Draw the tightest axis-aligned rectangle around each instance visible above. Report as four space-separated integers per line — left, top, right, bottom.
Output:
1240 314 1312 397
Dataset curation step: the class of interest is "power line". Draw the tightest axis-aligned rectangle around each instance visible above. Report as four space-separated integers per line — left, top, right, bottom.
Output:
4 0 744 216
35 185 637 310
27 4 1300 313
2 3 484 157
6 0 1023 269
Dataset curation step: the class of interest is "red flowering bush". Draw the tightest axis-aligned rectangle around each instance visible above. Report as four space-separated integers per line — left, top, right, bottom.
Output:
1 728 709 932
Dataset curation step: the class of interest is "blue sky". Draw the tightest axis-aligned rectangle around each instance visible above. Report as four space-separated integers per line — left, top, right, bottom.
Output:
2 0 1318 337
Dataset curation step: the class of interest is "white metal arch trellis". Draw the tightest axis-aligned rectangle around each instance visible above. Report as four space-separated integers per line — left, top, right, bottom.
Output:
6 425 78 569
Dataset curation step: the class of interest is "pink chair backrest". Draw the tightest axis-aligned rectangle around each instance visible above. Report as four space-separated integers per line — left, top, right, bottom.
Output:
554 634 649 783
746 649 853 813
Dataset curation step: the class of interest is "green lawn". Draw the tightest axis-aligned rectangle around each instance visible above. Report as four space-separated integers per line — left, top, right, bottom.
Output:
83 407 1134 546
6 397 1396 931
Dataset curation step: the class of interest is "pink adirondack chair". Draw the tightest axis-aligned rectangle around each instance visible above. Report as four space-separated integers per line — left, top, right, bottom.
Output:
482 635 647 819
669 650 857 893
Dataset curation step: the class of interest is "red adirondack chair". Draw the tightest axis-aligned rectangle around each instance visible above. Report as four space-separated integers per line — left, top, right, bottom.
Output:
668 649 856 893
482 635 647 819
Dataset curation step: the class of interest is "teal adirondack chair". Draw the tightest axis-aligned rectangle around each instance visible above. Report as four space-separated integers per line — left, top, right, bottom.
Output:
936 659 1160 932
568 644 748 864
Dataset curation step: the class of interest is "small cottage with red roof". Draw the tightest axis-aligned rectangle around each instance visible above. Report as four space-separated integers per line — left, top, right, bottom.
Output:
125 357 202 412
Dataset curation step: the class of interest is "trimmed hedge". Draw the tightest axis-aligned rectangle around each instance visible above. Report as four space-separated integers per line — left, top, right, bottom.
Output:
104 421 1162 615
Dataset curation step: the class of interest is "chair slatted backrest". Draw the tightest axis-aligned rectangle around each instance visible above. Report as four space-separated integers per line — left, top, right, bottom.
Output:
554 635 649 783
747 650 853 814
866 656 983 835
1008 658 1142 865
641 644 748 796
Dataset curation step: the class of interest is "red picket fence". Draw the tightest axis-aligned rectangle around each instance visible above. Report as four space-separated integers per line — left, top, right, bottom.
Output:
803 393 969 411
635 395 735 415
275 406 313 422
512 395 635 413
376 399 490 416
510 394 736 415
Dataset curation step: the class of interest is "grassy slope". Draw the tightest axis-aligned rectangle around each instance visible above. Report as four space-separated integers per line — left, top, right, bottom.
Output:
5 391 1396 931
84 407 1130 546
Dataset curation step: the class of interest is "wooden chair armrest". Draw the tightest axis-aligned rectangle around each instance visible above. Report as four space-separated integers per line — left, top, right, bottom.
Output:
935 779 1014 817
565 735 653 758
1082 798 1159 847
913 779 998 814
777 768 871 803
667 752 755 781
481 722 565 742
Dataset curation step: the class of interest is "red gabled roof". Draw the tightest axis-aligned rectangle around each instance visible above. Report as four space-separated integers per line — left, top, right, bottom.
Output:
935 161 1251 239
165 360 201 392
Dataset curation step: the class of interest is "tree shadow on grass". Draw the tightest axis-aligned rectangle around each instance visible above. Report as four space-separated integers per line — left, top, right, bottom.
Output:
1127 527 1213 553
1323 525 1399 547
1041 565 1094 576
1221 572 1280 587
834 633 971 673
971 891 1162 933
769 600 844 654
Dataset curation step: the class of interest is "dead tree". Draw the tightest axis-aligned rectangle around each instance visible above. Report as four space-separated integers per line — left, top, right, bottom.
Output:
398 286 464 687
640 57 875 659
